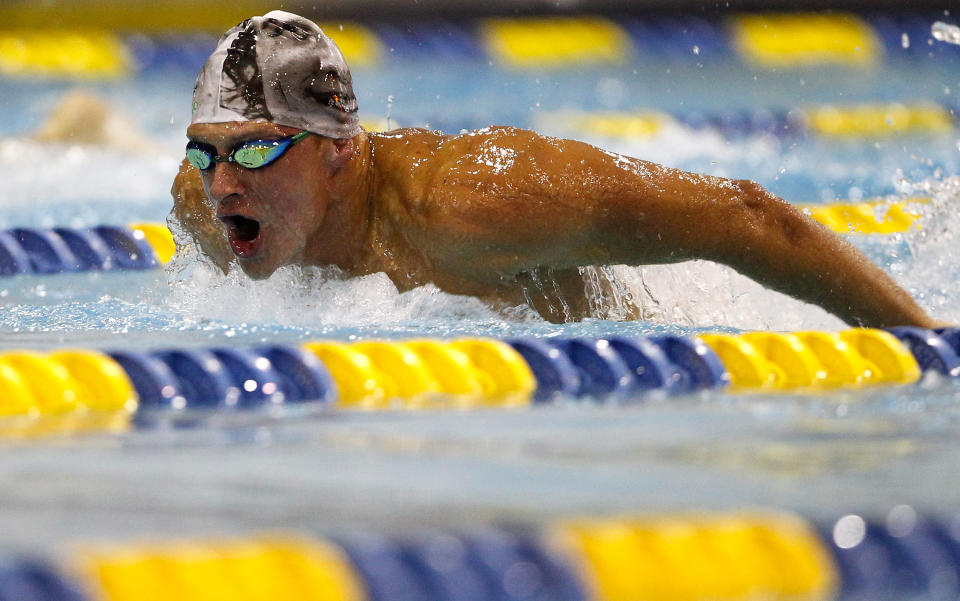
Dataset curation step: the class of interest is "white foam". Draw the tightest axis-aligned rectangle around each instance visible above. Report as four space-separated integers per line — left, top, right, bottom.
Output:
889 174 960 322
615 262 844 331
163 257 531 333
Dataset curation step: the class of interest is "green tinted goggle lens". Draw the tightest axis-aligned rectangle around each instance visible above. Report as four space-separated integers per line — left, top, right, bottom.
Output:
185 131 311 171
185 146 212 170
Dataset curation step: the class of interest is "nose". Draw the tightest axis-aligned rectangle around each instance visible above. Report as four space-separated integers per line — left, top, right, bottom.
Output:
205 162 245 205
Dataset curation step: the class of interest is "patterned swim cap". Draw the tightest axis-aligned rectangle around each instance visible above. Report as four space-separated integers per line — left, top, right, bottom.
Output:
191 10 361 139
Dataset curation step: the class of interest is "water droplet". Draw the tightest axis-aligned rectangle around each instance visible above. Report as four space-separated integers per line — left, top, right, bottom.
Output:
932 21 960 45
833 514 867 548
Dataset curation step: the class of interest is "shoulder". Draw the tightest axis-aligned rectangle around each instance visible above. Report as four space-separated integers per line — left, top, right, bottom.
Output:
368 125 555 161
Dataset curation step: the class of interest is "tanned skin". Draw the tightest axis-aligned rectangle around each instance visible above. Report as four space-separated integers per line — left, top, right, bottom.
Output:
173 121 936 327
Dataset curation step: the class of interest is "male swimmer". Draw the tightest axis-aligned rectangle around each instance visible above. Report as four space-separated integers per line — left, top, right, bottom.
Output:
172 10 938 327
32 90 150 151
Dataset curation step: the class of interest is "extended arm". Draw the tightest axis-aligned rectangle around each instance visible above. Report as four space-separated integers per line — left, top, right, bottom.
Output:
633 176 934 328
430 128 935 328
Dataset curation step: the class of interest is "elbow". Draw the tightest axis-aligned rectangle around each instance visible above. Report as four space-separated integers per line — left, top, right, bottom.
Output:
732 179 813 246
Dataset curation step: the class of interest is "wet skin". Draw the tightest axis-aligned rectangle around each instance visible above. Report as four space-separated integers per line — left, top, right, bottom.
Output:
174 122 936 327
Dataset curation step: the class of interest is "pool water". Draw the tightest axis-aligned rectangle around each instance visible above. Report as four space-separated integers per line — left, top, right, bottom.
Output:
1 12 960 553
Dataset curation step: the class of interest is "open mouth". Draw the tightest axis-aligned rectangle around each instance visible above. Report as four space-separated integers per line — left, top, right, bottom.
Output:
220 215 263 258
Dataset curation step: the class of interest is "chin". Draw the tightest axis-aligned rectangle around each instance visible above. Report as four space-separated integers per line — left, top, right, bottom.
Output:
237 258 279 280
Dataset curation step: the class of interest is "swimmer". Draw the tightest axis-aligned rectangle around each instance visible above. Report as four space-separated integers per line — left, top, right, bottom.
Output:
31 89 151 151
172 10 938 327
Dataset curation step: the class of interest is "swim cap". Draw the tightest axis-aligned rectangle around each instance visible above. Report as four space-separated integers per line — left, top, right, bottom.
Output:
191 10 361 139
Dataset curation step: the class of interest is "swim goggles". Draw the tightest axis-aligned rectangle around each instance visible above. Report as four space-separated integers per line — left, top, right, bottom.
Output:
185 131 312 171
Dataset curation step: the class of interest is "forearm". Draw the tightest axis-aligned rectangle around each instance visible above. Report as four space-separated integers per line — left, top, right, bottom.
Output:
713 182 934 328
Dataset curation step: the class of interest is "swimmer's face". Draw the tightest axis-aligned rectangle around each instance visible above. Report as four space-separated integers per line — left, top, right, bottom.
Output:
186 121 332 279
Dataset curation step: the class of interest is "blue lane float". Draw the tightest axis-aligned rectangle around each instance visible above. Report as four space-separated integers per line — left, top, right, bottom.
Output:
112 345 338 414
821 514 960 601
0 226 161 276
150 349 234 409
0 230 33 276
209 347 284 408
934 327 960 358
0 557 87 601
253 345 338 405
107 350 183 409
93 226 158 270
507 339 580 403
548 338 634 401
53 227 114 271
333 529 586 601
648 335 730 392
888 327 960 377
12 228 82 274
607 336 686 395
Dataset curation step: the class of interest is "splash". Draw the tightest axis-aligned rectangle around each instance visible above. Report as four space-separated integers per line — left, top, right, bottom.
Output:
163 256 536 338
890 175 960 322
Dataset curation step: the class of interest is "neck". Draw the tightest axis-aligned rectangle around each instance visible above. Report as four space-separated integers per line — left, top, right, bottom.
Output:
303 132 374 272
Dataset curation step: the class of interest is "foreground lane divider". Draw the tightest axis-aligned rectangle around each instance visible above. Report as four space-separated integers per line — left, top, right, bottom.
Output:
111 346 337 414
48 351 137 413
888 327 960 377
699 328 921 391
402 340 486 400
793 331 875 388
0 328 952 437
46 511 875 601
447 338 535 407
0 350 136 437
351 341 441 405
74 536 366 601
302 342 394 409
301 338 535 408
14 508 960 601
840 329 921 385
551 513 837 601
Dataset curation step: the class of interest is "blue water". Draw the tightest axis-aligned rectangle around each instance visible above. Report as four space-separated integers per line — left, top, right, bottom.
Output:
1 21 960 546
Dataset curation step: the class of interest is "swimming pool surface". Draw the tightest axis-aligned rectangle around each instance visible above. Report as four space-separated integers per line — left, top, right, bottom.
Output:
1 10 960 599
